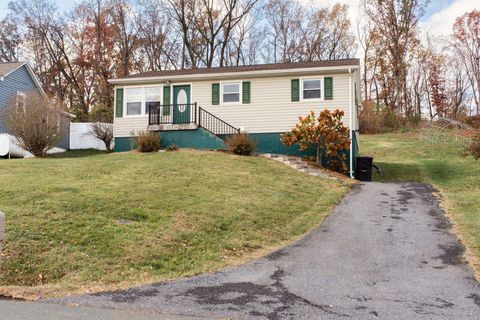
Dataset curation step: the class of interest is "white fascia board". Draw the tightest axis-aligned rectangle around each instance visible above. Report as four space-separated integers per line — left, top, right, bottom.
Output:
23 62 46 97
109 65 361 85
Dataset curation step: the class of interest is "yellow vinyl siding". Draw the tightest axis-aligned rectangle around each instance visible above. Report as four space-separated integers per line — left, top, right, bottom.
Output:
114 71 355 137
115 116 149 137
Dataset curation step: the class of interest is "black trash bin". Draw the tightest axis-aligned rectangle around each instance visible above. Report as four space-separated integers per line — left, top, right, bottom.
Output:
356 156 373 181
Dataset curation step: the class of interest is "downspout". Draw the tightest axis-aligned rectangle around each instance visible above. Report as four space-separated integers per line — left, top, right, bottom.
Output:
349 68 354 179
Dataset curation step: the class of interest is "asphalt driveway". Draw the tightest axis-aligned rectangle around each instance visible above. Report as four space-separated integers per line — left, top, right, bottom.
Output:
50 183 480 319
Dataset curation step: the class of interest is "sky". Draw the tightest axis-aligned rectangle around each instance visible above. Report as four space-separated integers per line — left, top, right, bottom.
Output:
0 0 478 40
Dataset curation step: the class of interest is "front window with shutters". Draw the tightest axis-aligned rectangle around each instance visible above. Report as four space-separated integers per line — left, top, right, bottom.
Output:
124 86 162 117
125 88 143 116
221 82 241 104
302 79 322 100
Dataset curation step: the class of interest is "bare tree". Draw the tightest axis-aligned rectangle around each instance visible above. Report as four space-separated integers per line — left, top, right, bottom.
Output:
10 0 94 119
263 0 304 63
4 91 67 157
301 4 356 61
0 17 21 62
263 1 356 63
88 122 114 152
452 10 480 115
135 0 180 71
167 0 259 68
363 0 426 115
110 0 139 77
446 55 471 118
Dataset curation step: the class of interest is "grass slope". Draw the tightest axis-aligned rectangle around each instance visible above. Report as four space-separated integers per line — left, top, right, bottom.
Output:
361 131 480 277
0 150 347 298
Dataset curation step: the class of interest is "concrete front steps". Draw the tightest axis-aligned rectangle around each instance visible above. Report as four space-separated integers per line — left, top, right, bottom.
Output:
260 154 339 181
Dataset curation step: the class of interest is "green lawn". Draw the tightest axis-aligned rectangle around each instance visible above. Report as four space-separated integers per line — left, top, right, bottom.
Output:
0 150 347 298
360 131 480 277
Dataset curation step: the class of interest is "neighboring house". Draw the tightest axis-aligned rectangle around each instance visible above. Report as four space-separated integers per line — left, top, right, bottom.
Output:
0 61 71 156
109 59 361 176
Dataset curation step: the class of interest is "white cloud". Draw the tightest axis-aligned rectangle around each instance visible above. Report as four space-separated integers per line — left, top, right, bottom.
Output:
420 0 478 39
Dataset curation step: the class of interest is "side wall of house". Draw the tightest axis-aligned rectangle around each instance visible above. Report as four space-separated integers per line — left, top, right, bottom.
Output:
114 71 357 138
0 65 38 133
58 115 71 150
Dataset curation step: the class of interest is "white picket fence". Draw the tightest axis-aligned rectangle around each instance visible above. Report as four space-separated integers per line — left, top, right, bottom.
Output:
70 122 113 150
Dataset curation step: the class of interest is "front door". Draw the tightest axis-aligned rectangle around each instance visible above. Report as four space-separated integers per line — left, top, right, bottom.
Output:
173 85 191 124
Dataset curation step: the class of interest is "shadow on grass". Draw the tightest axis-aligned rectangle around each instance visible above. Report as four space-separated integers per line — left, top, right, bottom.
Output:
47 149 107 159
371 162 424 182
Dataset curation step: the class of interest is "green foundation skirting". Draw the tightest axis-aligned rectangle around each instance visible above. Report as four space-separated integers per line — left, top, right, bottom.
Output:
114 129 360 176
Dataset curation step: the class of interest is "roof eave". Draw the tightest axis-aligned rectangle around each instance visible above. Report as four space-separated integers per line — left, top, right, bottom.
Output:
24 62 46 97
2 62 46 97
109 64 360 85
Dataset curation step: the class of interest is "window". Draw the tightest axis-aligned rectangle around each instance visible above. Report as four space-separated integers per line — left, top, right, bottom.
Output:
125 88 143 116
16 91 26 111
145 87 162 114
302 79 321 100
222 83 240 103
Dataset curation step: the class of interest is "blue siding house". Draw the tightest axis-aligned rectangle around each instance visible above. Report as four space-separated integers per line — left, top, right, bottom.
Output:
0 62 70 152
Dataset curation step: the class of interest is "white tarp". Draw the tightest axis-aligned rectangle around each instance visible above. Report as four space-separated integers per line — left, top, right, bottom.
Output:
0 134 65 158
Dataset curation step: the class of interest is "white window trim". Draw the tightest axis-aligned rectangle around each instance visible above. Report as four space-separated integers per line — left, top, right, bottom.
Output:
300 77 324 101
220 81 242 105
123 85 163 118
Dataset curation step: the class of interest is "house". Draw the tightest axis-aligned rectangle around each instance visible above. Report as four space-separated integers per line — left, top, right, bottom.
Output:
109 59 361 176
0 61 71 157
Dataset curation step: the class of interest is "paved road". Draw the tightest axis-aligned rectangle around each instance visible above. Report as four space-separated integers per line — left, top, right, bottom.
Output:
49 183 480 319
0 299 203 320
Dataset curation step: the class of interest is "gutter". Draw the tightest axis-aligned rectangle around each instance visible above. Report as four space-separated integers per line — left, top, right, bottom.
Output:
348 68 354 179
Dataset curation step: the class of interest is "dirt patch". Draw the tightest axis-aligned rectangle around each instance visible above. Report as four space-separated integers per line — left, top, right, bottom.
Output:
435 243 466 266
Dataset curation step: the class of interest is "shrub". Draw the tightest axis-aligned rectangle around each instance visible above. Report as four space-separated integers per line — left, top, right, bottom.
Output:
166 144 179 151
464 115 480 129
463 130 480 160
88 122 114 152
3 91 67 157
225 133 256 156
281 109 350 173
135 131 160 153
358 101 420 134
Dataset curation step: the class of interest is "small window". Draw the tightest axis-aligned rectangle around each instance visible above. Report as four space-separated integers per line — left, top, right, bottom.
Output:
16 91 26 111
125 88 143 116
222 83 240 103
303 79 321 100
145 87 162 114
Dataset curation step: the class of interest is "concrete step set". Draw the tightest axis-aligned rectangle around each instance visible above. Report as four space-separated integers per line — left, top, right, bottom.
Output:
260 154 337 180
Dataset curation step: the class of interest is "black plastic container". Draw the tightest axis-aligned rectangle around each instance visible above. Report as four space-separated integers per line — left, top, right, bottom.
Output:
356 156 374 181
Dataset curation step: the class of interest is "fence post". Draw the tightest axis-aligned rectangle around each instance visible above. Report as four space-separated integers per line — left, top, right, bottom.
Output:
0 211 4 258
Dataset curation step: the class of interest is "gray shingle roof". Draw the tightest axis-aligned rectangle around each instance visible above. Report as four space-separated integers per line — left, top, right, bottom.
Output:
121 59 360 79
0 61 25 77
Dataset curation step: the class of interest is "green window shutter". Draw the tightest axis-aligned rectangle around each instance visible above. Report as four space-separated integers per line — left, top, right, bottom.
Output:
163 86 171 115
212 83 220 105
324 77 333 100
291 79 300 102
115 88 123 117
242 81 251 104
